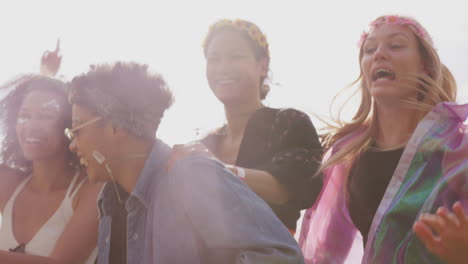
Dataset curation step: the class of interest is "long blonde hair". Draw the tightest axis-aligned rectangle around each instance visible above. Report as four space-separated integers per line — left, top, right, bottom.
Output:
319 15 457 176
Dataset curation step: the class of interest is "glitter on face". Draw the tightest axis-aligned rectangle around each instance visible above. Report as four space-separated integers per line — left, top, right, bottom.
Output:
17 117 29 125
42 99 61 113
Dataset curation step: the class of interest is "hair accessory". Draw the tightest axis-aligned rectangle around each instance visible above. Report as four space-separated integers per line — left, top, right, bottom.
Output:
203 19 270 57
358 15 434 48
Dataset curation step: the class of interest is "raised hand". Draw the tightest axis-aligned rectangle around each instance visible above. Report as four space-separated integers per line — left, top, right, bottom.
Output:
40 39 62 76
167 142 216 170
414 201 468 264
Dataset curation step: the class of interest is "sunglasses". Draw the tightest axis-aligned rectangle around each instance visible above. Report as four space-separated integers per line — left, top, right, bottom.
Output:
64 116 102 141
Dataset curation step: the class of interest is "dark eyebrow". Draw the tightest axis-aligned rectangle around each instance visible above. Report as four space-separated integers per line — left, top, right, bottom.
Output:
388 32 410 40
229 49 250 54
207 48 249 56
366 32 410 43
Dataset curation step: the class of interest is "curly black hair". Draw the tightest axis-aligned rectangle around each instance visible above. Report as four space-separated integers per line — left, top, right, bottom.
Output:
0 75 78 173
69 62 174 139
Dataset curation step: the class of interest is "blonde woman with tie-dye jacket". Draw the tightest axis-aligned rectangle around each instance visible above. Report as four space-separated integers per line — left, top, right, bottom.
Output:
299 15 467 264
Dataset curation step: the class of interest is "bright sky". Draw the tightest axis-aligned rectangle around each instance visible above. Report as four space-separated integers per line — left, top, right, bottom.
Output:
1 0 467 146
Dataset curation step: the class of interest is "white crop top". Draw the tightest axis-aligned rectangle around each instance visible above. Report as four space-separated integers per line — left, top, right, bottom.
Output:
0 173 97 263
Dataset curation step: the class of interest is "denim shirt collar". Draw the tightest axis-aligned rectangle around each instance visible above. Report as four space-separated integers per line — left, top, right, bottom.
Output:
132 139 171 208
98 139 171 216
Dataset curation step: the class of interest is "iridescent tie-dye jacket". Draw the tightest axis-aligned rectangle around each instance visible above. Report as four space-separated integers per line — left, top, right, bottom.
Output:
299 102 468 263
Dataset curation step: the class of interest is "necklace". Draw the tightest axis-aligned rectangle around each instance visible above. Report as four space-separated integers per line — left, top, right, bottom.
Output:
111 180 125 205
107 153 148 204
369 141 408 152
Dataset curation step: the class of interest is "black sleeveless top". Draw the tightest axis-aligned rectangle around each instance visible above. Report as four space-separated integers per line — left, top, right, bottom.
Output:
348 147 405 244
202 107 323 230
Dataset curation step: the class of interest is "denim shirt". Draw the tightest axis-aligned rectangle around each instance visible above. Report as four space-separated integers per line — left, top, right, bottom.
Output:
96 139 304 264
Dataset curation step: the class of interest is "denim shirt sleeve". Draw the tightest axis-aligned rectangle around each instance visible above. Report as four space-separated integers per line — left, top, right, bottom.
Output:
167 154 304 264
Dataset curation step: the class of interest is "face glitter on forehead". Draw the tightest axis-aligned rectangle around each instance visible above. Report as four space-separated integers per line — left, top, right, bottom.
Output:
42 99 61 112
17 117 29 125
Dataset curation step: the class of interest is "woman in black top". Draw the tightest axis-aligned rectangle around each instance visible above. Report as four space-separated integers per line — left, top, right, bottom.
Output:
299 15 464 263
347 145 404 245
169 19 323 233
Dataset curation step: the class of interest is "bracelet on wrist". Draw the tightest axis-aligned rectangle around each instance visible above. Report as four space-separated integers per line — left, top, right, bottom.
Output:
236 166 246 179
226 165 246 180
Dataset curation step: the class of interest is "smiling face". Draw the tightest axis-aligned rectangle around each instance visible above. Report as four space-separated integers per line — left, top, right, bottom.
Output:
68 104 112 183
361 24 425 104
15 90 69 162
205 29 268 106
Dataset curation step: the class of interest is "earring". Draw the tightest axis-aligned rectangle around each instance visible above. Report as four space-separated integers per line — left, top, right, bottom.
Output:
260 84 270 99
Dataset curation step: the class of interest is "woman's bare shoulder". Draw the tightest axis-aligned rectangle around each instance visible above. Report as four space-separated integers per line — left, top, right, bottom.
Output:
0 165 27 187
72 172 104 209
0 165 28 209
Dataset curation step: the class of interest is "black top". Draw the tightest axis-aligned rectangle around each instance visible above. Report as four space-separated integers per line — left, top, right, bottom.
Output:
108 183 130 264
348 146 404 245
202 107 323 230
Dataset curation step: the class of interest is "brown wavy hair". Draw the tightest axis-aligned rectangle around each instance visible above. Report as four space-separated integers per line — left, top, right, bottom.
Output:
319 15 457 176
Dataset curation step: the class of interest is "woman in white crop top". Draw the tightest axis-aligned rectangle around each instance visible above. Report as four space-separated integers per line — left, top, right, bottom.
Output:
0 74 102 264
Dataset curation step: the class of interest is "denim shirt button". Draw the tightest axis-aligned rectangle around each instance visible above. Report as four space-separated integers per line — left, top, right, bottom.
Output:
106 236 110 244
133 233 139 240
